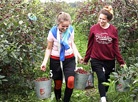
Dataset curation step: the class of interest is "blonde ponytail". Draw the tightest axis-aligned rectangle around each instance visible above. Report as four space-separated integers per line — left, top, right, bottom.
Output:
56 12 72 25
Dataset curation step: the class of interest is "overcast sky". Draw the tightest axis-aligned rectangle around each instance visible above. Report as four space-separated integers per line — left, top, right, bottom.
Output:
40 0 86 3
57 0 86 2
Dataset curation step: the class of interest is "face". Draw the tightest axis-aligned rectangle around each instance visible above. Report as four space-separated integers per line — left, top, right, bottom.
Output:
98 13 109 27
58 21 70 33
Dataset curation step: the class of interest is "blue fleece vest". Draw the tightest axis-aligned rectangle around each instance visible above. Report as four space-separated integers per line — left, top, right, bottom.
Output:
50 25 73 61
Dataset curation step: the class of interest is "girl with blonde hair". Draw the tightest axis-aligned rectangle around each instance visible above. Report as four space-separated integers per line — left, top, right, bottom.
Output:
41 12 82 102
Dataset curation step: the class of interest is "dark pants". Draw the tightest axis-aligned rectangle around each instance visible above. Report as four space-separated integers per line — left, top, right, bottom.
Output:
50 56 76 102
90 58 115 97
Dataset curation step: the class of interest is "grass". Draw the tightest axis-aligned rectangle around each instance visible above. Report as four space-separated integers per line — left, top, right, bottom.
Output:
0 72 134 102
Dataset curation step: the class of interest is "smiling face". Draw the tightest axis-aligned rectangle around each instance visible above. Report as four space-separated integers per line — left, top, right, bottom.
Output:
58 21 70 33
98 13 109 28
56 12 71 33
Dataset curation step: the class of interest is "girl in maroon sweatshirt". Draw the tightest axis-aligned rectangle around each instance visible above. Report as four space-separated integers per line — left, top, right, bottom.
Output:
83 5 125 102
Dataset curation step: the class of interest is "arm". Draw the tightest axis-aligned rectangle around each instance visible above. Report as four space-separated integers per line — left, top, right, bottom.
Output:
70 29 83 63
41 41 53 71
72 41 83 63
84 27 94 63
113 28 125 65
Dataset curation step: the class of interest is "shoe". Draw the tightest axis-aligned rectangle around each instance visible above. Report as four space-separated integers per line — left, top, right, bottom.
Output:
100 97 107 102
57 98 62 102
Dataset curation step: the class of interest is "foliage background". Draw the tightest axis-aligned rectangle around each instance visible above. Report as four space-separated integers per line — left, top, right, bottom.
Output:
0 0 138 102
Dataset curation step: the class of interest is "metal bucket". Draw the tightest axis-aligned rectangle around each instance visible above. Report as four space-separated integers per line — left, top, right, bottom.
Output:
116 77 130 92
85 72 94 89
74 72 89 90
34 78 52 99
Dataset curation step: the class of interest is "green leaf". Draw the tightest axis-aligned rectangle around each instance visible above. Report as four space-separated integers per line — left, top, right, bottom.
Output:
2 79 8 81
11 52 17 59
112 72 119 78
0 80 2 85
102 82 110 86
133 79 138 84
0 75 5 79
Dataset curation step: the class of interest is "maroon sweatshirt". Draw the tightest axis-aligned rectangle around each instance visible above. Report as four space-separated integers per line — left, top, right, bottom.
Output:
84 23 125 65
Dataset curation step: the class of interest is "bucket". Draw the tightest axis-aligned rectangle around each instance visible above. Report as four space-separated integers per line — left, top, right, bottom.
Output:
34 78 52 99
116 77 130 92
74 72 89 90
85 72 94 89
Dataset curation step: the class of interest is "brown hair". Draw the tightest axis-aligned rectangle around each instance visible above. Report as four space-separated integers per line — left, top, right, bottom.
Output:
99 5 113 21
56 12 72 24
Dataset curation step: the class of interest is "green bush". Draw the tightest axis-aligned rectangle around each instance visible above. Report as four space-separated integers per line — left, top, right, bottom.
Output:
0 0 75 99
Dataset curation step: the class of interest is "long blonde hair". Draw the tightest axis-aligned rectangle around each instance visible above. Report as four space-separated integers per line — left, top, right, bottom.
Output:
56 12 72 25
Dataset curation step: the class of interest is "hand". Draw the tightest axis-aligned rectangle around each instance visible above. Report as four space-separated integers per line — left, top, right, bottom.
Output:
78 58 84 64
120 64 127 69
83 61 88 65
40 64 46 71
